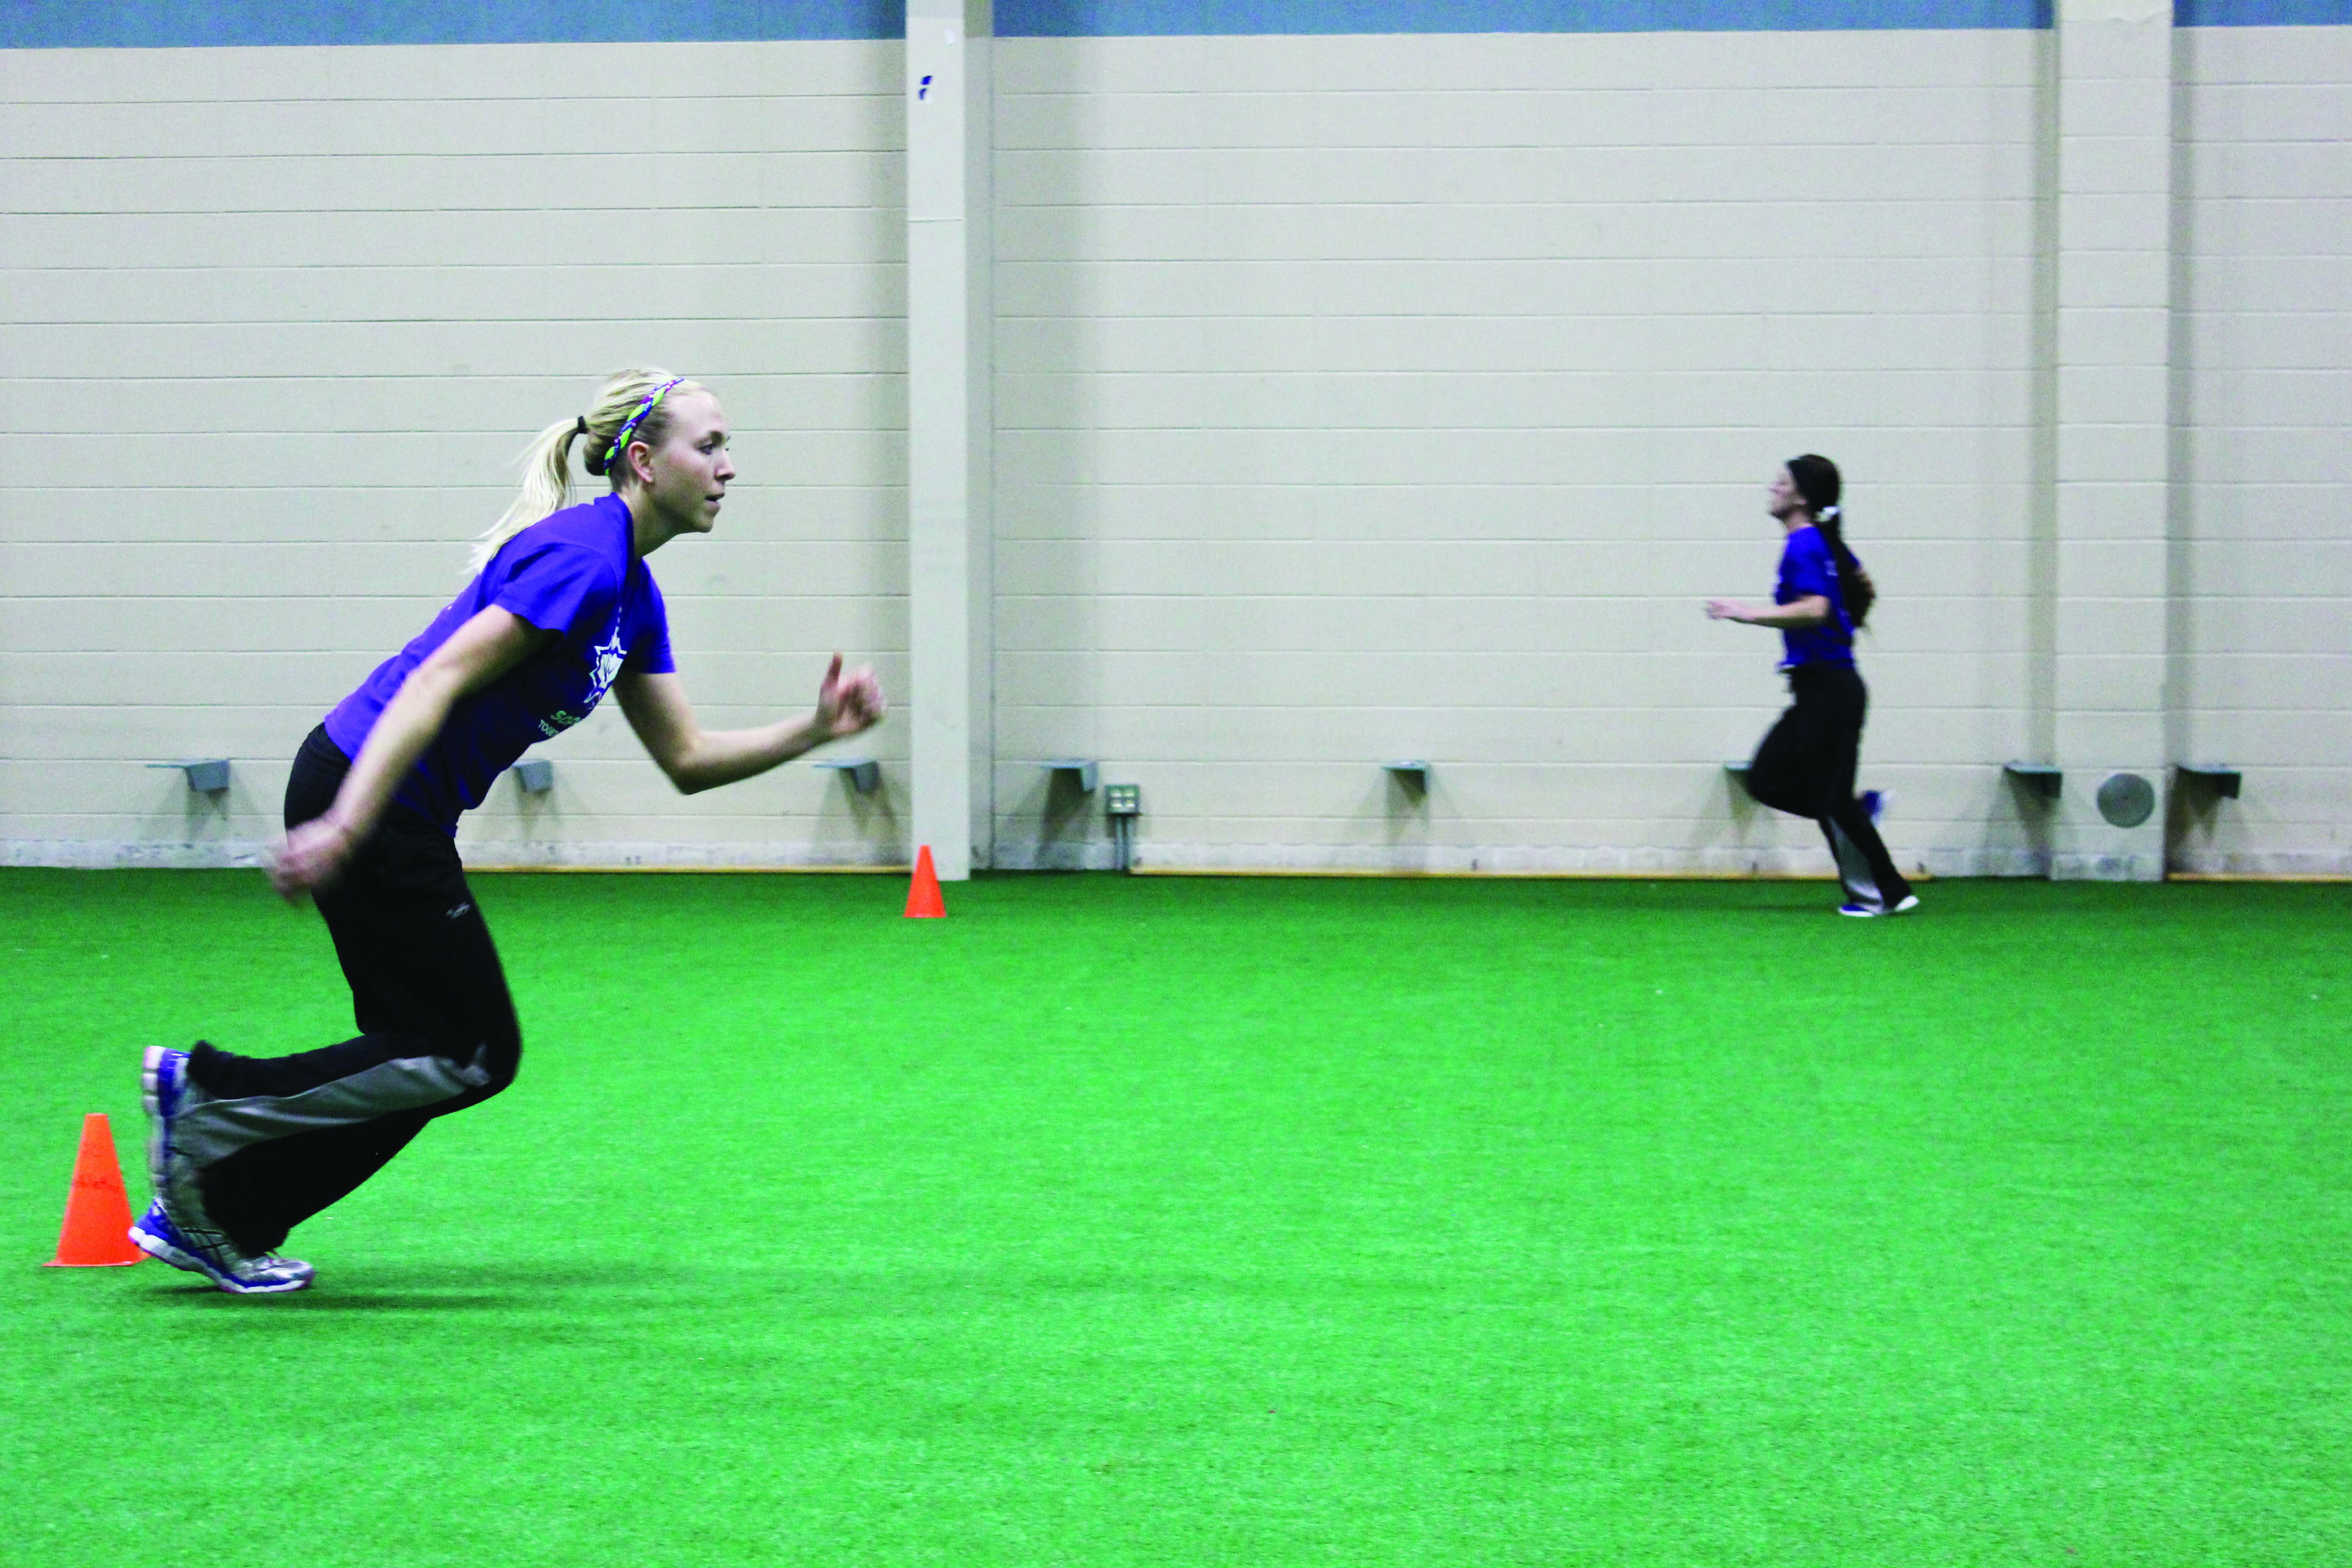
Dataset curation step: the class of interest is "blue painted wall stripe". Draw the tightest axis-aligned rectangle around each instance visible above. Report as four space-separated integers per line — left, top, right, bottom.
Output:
0 2 908 49
994 1 2052 34
2176 0 2352 22
2 0 2339 46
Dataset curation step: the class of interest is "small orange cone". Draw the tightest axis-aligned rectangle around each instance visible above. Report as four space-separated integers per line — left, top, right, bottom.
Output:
46 1112 145 1268
905 844 946 919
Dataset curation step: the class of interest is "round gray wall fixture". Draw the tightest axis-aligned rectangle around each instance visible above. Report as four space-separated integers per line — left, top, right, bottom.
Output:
2096 771 2156 828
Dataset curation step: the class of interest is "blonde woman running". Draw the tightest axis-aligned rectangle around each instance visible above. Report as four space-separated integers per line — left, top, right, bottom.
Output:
133 370 886 1294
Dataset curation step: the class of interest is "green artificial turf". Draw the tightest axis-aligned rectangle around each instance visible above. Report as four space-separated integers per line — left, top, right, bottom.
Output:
2 868 2347 1566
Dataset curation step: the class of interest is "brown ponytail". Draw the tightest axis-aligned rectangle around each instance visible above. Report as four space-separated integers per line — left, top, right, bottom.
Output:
1814 505 1874 629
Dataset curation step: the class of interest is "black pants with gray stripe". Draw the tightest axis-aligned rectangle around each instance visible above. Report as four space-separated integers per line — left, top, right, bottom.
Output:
189 725 521 1256
1745 663 1913 911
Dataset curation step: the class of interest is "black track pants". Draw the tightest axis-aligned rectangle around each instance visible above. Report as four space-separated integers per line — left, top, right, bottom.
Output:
1744 663 1913 911
186 725 521 1255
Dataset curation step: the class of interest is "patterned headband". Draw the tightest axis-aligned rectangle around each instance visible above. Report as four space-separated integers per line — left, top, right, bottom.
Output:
602 377 686 473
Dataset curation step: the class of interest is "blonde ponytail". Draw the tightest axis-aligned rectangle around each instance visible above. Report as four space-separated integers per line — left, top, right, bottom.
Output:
467 367 706 576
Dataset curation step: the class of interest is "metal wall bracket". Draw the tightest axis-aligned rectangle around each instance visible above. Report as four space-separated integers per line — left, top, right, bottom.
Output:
512 760 554 794
815 758 881 794
2178 763 2242 800
149 759 230 793
1385 760 1430 792
1043 759 1098 794
2004 761 2063 802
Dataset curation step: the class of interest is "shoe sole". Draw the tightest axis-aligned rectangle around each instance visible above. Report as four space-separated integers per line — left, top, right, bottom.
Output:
129 1216 312 1295
129 1216 209 1276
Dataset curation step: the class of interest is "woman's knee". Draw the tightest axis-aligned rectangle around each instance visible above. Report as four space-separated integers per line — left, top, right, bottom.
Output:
430 1014 520 1098
476 1019 522 1096
1743 765 1809 816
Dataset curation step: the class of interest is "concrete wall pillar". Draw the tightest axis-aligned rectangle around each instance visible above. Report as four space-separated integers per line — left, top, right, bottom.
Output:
2049 0 2174 880
906 0 993 879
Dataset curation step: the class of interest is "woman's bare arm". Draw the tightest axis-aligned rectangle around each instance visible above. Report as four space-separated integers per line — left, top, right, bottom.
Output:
614 654 885 795
1704 593 1831 630
270 607 553 897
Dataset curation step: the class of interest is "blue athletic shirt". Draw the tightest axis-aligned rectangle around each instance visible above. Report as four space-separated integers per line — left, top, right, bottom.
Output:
1774 523 1856 670
323 493 675 833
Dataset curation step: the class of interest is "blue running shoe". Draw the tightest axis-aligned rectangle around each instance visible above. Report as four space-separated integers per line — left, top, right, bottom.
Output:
130 1200 313 1295
1839 894 1921 918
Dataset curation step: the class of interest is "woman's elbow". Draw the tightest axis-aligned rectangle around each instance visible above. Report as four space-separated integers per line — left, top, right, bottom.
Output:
663 755 717 795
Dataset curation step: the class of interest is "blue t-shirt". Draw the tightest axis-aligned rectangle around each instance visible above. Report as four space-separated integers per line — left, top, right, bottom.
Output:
323 494 675 833
1775 524 1856 670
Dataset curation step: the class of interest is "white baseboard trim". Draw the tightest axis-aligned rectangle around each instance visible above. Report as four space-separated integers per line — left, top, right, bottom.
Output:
458 840 908 871
13 838 2332 882
0 838 908 872
997 840 2045 879
3 839 274 870
2167 850 2352 879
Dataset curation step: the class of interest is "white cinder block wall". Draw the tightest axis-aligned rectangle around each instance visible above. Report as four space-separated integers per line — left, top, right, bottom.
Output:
991 27 2052 873
4 6 2348 877
0 40 912 868
2171 22 2352 875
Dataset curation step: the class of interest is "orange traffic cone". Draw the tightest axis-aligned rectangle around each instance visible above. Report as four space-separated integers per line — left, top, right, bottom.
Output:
905 844 946 918
46 1112 144 1267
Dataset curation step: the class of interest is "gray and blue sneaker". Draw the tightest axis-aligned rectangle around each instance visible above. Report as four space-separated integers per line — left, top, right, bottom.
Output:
1838 894 1921 918
130 1200 314 1295
137 1046 314 1294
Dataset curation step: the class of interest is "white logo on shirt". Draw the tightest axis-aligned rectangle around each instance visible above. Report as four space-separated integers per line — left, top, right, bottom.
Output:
586 624 627 705
536 611 629 738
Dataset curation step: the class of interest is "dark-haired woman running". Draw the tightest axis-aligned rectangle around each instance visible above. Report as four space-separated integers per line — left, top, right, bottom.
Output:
132 368 887 1293
1706 455 1916 918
